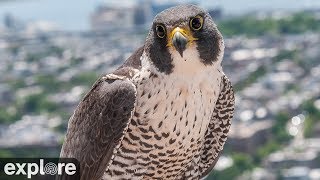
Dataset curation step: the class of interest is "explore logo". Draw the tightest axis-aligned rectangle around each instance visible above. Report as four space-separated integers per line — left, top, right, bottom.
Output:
0 158 80 180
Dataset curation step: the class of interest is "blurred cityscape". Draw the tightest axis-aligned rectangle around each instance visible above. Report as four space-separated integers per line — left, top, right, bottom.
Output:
0 0 320 179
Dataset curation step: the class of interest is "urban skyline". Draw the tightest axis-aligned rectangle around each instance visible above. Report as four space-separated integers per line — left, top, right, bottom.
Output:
1 0 320 31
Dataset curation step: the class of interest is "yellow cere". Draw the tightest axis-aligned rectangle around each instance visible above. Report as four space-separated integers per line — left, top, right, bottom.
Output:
166 27 198 48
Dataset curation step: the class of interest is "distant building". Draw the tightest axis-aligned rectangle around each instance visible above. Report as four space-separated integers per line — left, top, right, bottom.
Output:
90 1 213 31
134 0 153 26
134 6 147 26
90 6 136 31
228 120 274 154
3 13 24 31
0 84 13 106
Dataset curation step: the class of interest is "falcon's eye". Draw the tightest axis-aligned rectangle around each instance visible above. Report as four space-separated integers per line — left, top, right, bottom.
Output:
190 15 203 31
156 25 166 38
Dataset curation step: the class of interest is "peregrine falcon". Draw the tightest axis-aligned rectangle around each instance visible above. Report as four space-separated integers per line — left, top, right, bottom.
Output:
60 4 235 180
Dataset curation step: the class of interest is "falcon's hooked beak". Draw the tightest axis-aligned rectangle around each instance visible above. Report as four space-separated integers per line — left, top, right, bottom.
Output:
168 27 198 57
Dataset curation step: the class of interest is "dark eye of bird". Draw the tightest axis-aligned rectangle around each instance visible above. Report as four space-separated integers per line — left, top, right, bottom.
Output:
156 25 166 38
190 15 203 31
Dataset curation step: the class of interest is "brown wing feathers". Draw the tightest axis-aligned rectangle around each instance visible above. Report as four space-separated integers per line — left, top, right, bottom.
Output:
199 75 235 178
60 78 136 180
59 45 144 180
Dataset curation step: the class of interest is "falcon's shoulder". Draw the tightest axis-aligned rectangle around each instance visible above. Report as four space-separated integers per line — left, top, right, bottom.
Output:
59 46 144 180
199 74 235 178
112 46 144 78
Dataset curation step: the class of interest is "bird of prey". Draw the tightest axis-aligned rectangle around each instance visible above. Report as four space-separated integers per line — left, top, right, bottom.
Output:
60 4 235 180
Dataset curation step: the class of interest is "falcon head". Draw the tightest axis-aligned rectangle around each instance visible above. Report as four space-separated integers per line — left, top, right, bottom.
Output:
144 4 224 75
